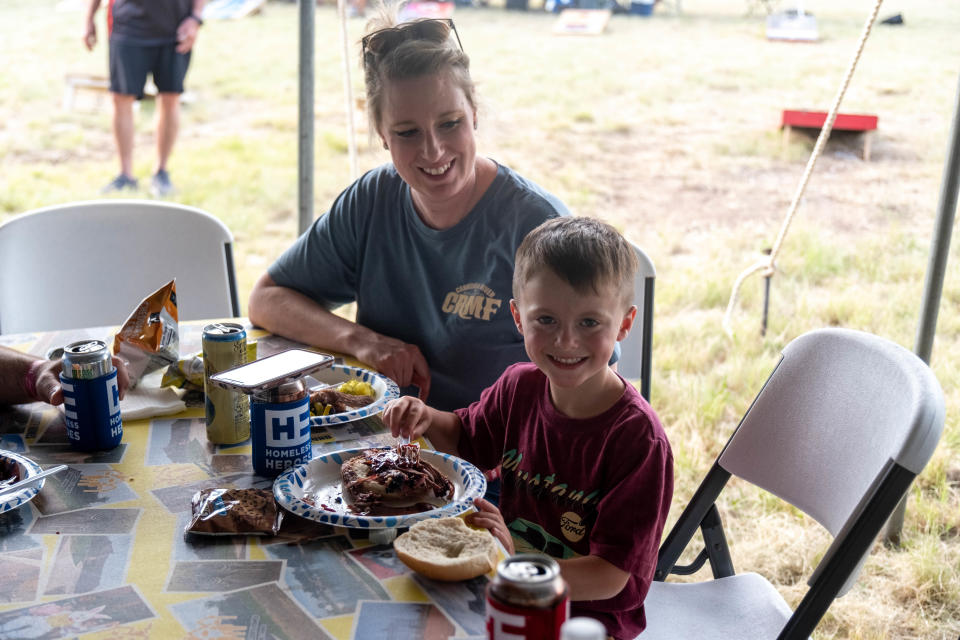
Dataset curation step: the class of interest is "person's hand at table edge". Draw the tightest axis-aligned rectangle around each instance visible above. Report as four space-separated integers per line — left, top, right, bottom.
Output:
0 346 129 406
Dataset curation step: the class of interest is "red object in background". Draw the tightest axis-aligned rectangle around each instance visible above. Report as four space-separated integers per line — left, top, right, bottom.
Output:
781 110 878 131
107 0 115 35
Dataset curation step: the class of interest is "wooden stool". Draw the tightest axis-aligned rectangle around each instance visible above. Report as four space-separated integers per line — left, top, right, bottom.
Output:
780 109 878 161
63 73 111 111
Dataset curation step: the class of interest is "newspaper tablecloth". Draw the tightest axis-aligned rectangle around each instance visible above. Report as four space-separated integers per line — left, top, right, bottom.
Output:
0 322 490 639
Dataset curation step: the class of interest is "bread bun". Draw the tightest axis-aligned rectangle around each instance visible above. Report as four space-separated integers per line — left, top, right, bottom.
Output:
394 517 498 581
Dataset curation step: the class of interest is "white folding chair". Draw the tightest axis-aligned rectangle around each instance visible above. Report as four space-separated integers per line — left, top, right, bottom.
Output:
0 199 240 334
619 242 655 400
643 328 944 640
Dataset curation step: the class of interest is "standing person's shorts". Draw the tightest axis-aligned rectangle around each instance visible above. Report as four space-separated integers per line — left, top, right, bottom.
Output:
109 39 191 100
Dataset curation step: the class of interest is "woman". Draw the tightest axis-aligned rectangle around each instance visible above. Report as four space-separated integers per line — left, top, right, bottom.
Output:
248 14 569 411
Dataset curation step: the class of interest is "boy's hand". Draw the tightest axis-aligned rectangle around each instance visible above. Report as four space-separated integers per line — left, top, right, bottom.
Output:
466 498 514 555
382 396 431 442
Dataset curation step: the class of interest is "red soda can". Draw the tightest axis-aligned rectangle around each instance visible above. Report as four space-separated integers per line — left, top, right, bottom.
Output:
486 553 569 640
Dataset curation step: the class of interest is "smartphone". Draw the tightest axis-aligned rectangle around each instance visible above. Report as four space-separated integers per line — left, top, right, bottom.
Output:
209 349 334 395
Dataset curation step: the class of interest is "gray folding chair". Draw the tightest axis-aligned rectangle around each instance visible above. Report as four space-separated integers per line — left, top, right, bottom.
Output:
643 328 944 640
0 200 240 334
619 242 655 401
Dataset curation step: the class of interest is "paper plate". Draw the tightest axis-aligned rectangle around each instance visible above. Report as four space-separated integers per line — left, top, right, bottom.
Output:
307 365 400 427
274 447 486 529
0 450 44 514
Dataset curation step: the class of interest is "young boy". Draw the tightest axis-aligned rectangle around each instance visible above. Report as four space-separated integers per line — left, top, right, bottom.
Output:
382 216 673 639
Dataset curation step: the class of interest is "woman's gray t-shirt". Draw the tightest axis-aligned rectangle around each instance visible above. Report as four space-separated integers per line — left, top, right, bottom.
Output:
268 162 569 411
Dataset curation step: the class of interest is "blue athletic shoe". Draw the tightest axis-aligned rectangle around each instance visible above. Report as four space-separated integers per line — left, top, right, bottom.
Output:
101 173 138 194
150 169 174 198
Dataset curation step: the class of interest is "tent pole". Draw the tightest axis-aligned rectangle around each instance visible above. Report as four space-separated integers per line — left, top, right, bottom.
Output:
338 0 359 182
884 70 960 545
298 0 316 236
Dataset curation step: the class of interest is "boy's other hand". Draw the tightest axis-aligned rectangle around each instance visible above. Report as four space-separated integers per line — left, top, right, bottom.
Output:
467 498 514 554
382 396 431 442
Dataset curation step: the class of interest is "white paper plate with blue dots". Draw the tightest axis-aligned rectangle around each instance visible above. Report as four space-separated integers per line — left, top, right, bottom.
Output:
306 365 400 427
0 449 43 514
273 447 486 529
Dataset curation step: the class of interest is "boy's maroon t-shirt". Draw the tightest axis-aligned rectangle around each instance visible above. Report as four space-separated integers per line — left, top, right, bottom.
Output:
455 362 674 639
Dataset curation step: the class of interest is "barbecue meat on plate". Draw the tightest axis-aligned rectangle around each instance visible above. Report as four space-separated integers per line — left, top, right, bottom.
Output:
341 445 454 514
311 389 373 414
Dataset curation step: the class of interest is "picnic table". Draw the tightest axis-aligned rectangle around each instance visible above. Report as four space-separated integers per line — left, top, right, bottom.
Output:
0 320 494 640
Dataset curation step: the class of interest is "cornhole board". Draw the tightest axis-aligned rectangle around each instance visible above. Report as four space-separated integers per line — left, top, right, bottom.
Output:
553 9 611 35
62 73 160 111
203 0 266 20
400 1 454 19
781 109 878 161
767 9 818 42
63 73 111 111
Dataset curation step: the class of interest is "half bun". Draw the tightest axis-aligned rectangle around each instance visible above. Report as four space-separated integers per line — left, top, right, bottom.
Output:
394 517 498 581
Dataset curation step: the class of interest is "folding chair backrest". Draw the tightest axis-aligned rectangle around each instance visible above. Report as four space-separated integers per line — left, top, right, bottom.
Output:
617 242 656 400
717 329 944 602
0 200 240 334
718 329 943 594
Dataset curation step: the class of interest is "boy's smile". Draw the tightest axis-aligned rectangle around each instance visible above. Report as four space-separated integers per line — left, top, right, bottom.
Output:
511 268 636 418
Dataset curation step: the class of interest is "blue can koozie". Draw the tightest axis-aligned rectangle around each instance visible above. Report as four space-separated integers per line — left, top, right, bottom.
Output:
60 369 123 451
251 390 311 477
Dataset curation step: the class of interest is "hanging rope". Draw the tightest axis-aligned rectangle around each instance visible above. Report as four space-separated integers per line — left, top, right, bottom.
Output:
722 0 885 337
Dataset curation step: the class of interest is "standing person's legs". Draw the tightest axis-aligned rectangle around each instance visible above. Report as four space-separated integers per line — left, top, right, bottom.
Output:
155 93 180 173
105 38 151 191
112 93 137 179
150 46 191 197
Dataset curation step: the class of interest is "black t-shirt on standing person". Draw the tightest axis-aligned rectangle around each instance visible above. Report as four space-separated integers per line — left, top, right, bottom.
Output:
110 0 194 45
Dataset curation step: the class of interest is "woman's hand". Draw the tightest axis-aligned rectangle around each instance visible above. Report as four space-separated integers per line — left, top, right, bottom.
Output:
354 336 431 401
466 498 514 554
381 397 432 442
248 275 432 399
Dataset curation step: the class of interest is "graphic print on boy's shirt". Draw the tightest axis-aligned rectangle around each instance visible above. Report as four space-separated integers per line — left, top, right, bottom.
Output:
500 447 601 558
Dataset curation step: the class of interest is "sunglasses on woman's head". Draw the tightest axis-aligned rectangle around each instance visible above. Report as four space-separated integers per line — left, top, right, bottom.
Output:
361 18 463 58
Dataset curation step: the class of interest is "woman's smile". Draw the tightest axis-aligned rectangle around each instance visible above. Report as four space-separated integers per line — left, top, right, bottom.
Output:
420 159 454 177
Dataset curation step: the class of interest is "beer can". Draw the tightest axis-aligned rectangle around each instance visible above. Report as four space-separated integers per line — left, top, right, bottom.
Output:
486 554 569 640
59 340 122 451
202 323 250 444
251 379 312 477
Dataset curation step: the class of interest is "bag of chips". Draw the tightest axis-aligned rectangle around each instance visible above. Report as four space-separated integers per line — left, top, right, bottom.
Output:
162 342 257 391
113 279 179 387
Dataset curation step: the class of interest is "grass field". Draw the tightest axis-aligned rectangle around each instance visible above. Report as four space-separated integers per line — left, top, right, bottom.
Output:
1 0 959 637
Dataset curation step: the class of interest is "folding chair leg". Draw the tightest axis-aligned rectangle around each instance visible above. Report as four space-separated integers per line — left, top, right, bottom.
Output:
701 504 735 578
655 463 731 580
662 504 735 578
